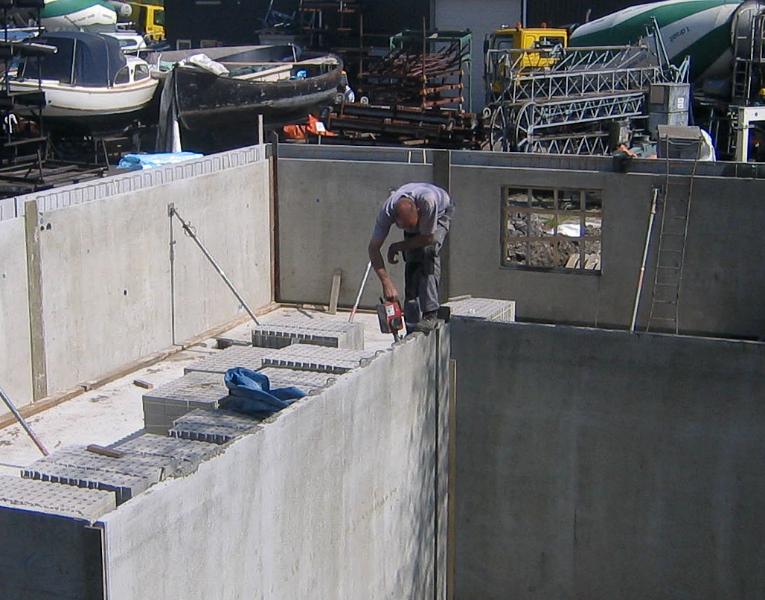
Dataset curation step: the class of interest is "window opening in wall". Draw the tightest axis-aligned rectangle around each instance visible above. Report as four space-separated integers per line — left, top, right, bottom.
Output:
502 187 602 272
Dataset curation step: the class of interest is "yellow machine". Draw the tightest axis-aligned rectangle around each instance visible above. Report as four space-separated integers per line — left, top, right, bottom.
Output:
484 26 568 103
128 2 165 41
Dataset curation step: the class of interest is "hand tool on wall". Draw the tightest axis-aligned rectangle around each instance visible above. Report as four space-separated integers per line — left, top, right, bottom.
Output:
376 297 404 341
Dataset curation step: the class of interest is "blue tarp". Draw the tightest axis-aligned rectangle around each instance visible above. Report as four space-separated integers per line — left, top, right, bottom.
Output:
222 368 306 417
117 152 203 170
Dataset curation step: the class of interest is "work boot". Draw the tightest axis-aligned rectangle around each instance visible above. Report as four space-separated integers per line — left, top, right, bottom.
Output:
414 310 440 334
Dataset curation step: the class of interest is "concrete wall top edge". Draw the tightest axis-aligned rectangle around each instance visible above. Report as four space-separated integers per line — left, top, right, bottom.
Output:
278 144 765 180
454 317 765 349
1 144 268 223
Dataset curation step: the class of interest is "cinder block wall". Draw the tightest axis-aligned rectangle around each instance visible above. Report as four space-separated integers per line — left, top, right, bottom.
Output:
451 318 765 600
0 145 273 412
96 329 449 600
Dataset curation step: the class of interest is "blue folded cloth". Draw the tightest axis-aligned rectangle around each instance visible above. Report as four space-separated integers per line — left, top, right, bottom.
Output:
222 367 306 417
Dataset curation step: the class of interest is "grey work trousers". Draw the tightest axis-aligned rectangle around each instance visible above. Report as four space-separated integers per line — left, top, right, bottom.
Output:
403 207 453 317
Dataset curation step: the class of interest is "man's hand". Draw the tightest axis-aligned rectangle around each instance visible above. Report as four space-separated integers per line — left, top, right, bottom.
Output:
382 280 399 302
387 242 402 264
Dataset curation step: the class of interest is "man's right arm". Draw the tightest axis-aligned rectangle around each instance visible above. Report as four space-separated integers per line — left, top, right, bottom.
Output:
368 237 399 301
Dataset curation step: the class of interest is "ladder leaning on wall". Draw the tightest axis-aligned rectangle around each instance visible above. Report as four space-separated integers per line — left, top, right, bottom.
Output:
644 139 700 334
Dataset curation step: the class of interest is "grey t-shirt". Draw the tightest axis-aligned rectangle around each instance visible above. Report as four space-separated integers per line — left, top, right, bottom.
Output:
371 183 451 242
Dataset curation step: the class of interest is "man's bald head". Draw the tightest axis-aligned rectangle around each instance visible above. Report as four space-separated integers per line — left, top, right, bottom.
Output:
393 196 418 230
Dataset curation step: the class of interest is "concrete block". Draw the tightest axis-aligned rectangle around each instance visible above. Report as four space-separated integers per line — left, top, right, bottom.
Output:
258 367 336 393
170 409 261 444
261 343 378 374
446 297 515 322
21 446 177 503
22 462 156 505
0 474 116 522
142 372 229 434
184 345 274 375
110 434 221 475
251 318 365 350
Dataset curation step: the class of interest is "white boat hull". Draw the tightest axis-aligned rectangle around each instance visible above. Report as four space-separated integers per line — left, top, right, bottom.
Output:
9 77 158 129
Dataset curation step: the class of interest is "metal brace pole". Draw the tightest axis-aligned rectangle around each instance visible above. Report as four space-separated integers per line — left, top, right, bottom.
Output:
168 205 260 325
0 384 48 456
631 187 659 333
349 261 371 322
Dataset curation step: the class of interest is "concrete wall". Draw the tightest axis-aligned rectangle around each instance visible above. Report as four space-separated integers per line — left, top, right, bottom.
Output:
451 318 765 600
277 156 433 308
432 0 523 111
98 328 449 600
0 217 33 412
277 145 765 339
0 509 104 599
0 145 272 405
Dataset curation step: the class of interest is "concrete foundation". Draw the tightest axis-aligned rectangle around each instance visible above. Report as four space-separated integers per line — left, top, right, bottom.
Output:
451 318 765 600
99 326 448 599
0 217 32 413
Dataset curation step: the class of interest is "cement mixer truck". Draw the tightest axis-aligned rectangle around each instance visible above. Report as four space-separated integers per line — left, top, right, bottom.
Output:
571 0 765 159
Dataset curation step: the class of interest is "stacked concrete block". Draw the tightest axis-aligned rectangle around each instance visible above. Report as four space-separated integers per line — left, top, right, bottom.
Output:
262 343 377 374
446 297 516 322
142 371 229 434
251 318 365 350
258 367 336 392
170 409 261 444
0 474 116 522
21 446 174 504
184 345 275 375
110 434 221 475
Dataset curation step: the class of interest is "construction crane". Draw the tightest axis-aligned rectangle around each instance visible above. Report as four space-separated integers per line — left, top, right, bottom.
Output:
571 0 765 161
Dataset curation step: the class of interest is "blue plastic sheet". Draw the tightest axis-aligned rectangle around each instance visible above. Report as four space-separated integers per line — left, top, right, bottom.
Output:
222 367 306 417
117 152 203 170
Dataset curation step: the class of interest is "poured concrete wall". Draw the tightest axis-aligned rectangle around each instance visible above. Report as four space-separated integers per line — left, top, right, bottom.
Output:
277 146 765 339
0 509 104 600
98 329 449 599
278 157 432 308
0 146 272 404
0 217 32 413
37 159 271 394
451 318 765 600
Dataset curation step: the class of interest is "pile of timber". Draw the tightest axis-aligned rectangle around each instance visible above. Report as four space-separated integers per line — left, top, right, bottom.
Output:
358 42 466 109
325 103 482 149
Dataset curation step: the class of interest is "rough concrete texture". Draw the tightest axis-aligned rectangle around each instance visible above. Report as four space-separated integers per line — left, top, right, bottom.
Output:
0 217 33 410
252 318 365 349
445 297 515 321
37 155 271 396
451 318 765 600
98 326 449 600
0 474 115 521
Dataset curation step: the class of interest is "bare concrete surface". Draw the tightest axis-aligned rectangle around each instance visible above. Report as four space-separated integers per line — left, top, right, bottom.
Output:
0 308 389 477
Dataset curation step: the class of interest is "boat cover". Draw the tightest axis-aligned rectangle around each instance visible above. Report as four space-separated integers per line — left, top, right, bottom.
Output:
21 31 127 87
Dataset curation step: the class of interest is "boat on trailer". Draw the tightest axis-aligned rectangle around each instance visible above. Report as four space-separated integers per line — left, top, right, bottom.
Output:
10 30 159 133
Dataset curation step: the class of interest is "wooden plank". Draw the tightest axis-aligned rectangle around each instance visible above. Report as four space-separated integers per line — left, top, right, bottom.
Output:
24 199 47 401
328 269 342 315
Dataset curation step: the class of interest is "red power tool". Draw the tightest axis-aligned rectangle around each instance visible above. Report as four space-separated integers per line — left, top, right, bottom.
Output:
376 298 404 341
